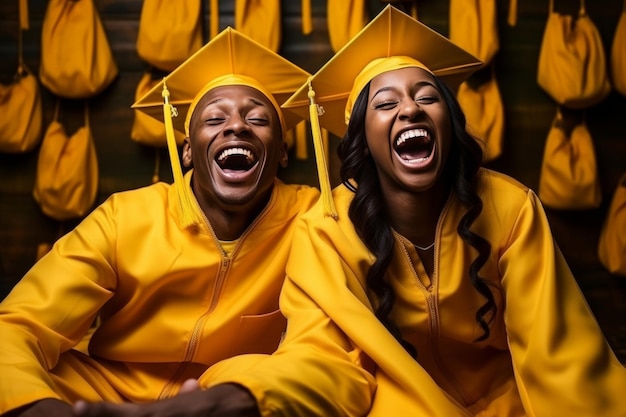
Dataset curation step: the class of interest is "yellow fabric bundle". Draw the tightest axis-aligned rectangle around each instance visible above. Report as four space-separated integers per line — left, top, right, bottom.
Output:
327 0 367 53
136 0 203 72
598 174 626 277
39 0 118 99
537 0 610 109
449 0 499 65
0 65 42 153
457 74 504 162
236 0 281 52
0 0 42 153
538 111 601 210
33 104 99 221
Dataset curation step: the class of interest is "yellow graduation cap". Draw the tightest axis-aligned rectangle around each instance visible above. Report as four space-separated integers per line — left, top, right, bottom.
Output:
282 5 482 218
132 26 310 228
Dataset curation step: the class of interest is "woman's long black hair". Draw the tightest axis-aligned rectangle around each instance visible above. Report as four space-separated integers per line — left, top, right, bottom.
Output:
338 76 495 357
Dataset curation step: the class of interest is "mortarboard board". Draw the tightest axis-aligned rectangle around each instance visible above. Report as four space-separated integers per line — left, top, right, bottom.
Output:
132 27 310 228
282 5 482 218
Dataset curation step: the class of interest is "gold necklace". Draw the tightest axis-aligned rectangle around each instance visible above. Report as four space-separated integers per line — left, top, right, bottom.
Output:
414 242 434 251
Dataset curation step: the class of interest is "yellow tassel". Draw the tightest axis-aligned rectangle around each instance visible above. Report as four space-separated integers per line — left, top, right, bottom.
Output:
322 127 329 165
308 78 337 219
162 81 198 228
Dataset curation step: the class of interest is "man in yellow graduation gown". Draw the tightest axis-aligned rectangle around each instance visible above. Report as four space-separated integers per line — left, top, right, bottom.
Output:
0 27 319 417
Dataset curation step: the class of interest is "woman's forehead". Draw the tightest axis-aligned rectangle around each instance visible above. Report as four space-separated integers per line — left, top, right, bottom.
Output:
370 67 435 88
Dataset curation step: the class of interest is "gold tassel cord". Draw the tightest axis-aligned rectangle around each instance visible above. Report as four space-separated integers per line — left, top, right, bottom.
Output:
308 79 337 219
162 81 197 228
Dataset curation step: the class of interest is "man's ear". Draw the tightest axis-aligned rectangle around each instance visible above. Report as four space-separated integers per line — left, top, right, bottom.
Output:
182 137 193 168
280 142 288 168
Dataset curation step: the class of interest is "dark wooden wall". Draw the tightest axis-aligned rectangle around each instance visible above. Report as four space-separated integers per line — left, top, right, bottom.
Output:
1 0 625 361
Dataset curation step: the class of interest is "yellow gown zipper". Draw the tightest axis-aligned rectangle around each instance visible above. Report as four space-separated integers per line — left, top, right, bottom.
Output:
158 186 275 398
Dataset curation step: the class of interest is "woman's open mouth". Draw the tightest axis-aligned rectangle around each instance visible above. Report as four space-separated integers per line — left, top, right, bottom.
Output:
394 128 434 164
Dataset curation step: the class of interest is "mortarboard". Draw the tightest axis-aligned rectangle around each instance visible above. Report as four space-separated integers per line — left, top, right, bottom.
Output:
282 5 482 218
132 27 310 228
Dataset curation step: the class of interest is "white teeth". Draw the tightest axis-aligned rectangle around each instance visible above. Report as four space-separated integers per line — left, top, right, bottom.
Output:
396 129 428 147
406 157 429 163
217 147 253 162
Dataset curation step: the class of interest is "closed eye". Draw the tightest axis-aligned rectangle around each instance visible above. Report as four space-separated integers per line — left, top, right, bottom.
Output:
247 117 270 125
206 117 225 125
373 100 399 110
415 95 439 104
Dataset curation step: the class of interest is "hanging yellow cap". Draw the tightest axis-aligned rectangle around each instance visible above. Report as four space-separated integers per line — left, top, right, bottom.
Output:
282 5 482 218
132 27 310 228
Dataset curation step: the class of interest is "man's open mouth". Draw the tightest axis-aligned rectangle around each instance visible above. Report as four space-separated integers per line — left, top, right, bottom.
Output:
394 128 434 163
215 146 258 171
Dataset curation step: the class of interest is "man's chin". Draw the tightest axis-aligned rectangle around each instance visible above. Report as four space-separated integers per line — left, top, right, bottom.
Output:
214 190 255 207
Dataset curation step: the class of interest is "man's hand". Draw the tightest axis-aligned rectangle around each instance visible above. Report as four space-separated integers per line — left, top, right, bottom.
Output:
4 398 73 417
72 383 261 417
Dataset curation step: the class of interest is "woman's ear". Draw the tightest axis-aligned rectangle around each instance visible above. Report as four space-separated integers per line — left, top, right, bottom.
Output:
182 137 193 168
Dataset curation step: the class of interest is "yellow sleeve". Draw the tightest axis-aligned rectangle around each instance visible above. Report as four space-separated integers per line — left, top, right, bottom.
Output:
203 212 376 417
0 199 117 413
501 190 626 416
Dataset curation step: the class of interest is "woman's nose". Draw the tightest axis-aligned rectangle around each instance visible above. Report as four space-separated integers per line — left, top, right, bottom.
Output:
398 97 423 120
